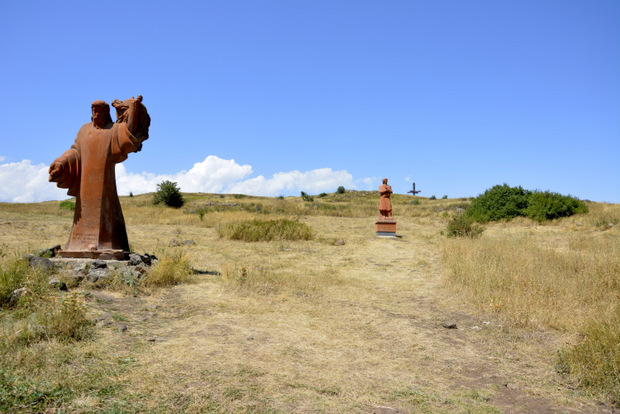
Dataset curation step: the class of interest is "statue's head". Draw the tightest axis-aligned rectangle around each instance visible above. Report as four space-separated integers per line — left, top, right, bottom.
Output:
91 100 112 128
382 178 388 185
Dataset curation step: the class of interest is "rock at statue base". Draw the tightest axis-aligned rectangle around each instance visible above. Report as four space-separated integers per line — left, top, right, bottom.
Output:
57 249 130 260
376 219 397 237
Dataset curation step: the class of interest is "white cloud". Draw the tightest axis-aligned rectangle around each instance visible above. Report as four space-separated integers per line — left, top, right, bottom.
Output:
0 155 359 202
226 168 355 196
115 165 161 195
359 177 379 190
0 159 68 203
114 156 253 196
175 155 253 193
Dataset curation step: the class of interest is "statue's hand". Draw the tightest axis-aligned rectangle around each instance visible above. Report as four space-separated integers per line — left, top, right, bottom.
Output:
49 161 64 182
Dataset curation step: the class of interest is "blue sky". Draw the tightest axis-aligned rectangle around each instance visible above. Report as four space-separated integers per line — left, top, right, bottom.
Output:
1 0 618 203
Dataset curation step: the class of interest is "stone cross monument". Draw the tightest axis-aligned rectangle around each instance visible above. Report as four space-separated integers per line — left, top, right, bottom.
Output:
49 96 150 259
407 182 421 195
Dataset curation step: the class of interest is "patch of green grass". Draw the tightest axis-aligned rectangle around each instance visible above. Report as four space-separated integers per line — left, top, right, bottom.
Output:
58 199 76 211
1 294 92 348
464 389 491 402
0 277 110 413
0 256 31 306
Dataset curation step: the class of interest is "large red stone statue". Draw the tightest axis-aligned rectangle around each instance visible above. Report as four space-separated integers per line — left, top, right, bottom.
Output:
49 96 150 259
376 178 397 237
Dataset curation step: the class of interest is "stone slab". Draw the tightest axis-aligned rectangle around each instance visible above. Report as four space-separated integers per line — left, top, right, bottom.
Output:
376 231 397 238
57 250 129 260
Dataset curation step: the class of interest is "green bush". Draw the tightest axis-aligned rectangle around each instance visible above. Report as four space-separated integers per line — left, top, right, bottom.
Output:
429 195 436 200
217 219 313 242
442 195 448 199
58 200 75 211
337 186 346 194
301 191 314 202
525 191 588 223
446 214 484 238
152 180 184 208
467 184 588 223
467 184 531 222
197 208 206 221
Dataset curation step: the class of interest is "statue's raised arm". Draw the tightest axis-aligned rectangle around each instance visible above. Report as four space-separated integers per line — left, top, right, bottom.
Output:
112 95 150 151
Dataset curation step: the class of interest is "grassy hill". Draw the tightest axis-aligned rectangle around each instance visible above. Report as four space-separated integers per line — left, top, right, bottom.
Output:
0 192 618 413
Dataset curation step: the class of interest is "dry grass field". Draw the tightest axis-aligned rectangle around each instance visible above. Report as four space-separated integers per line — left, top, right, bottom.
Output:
0 192 618 413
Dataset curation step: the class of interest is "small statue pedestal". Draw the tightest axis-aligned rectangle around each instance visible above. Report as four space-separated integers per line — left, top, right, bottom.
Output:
375 219 397 237
57 249 129 260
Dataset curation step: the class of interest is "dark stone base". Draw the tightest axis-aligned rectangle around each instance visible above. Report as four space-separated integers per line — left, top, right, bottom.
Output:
57 250 130 260
375 219 397 237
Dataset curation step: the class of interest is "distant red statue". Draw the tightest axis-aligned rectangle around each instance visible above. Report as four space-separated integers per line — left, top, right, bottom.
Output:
378 178 393 219
376 178 397 237
49 96 150 259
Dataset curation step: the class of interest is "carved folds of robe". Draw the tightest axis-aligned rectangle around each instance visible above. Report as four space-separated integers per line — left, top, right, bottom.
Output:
378 184 393 218
52 122 140 253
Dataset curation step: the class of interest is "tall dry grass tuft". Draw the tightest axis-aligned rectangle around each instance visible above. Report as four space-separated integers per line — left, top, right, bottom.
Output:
442 229 620 404
216 218 313 242
583 202 620 229
145 249 193 287
441 233 619 330
557 306 620 404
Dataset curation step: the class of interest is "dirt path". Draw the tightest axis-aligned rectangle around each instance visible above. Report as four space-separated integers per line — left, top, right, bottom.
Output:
89 216 617 413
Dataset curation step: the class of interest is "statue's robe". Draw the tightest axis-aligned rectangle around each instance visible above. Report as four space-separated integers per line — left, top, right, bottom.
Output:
378 184 393 218
53 122 140 254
